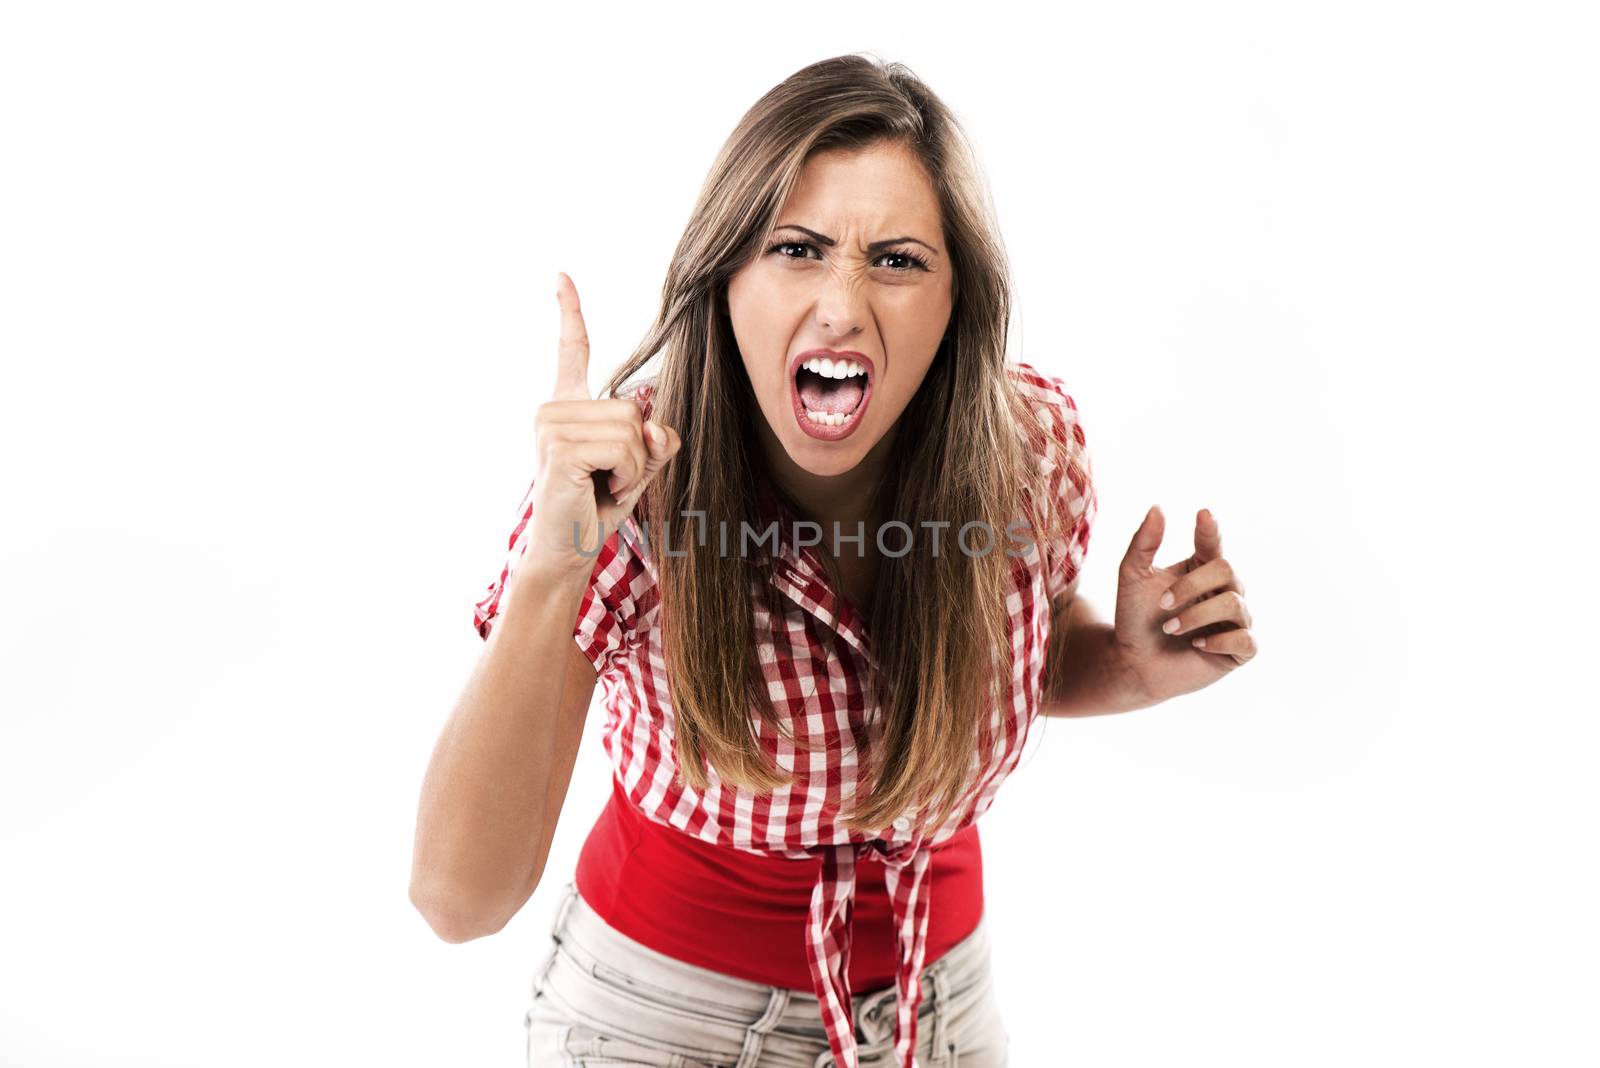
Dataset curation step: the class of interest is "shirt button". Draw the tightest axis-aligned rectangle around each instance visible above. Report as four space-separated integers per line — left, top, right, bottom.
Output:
892 815 911 832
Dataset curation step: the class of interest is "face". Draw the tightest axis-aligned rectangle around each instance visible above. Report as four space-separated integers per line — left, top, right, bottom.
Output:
726 140 955 478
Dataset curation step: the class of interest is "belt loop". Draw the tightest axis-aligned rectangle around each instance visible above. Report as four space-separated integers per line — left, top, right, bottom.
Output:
734 985 789 1067
928 962 951 1064
531 882 579 999
549 880 579 944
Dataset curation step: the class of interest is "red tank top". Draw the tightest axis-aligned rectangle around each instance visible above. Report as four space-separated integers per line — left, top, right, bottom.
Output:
575 773 985 992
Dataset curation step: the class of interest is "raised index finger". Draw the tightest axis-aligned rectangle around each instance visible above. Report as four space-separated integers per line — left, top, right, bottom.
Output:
552 271 592 401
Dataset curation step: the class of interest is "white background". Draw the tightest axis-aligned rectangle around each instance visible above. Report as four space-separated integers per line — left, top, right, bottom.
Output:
3 1 1594 1065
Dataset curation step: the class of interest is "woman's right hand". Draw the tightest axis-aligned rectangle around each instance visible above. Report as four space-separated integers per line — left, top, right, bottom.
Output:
522 272 681 579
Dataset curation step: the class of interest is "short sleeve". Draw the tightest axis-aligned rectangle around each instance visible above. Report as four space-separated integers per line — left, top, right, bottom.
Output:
1012 362 1098 601
471 473 653 679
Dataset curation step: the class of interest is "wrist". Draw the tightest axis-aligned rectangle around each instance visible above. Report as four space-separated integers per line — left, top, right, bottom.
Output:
1045 617 1156 717
505 551 594 606
1107 630 1161 711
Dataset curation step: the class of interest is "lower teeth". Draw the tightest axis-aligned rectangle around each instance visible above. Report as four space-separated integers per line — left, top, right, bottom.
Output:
805 409 851 427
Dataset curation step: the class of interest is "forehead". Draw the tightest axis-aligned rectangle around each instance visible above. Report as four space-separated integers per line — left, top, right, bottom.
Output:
779 141 944 240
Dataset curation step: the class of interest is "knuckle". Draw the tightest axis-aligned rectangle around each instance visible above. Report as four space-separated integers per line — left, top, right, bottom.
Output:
536 420 571 450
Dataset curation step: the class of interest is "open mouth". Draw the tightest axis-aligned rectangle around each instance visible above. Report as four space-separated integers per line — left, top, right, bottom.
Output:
790 354 873 440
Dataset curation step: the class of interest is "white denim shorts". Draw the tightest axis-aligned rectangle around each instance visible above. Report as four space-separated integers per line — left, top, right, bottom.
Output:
524 879 1010 1067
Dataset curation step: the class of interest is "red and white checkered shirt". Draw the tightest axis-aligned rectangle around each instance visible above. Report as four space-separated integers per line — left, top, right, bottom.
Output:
474 361 1096 1068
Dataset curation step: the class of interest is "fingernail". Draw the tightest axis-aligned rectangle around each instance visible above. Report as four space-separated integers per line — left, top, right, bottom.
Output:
1192 636 1206 648
644 422 662 448
1159 591 1175 609
1162 617 1181 634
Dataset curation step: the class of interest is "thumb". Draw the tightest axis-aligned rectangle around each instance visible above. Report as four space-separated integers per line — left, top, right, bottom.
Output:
1121 504 1166 575
643 420 681 461
614 421 681 514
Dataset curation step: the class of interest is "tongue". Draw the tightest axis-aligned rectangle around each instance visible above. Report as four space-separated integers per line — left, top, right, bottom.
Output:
798 373 865 415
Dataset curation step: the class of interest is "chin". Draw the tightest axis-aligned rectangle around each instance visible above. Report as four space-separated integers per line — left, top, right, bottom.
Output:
796 452 867 478
780 428 876 474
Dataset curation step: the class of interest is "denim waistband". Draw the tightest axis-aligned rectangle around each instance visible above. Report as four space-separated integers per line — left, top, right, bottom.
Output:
536 878 990 1047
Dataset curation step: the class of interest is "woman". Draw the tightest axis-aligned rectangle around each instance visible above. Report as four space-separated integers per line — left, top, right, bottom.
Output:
412 54 1257 1068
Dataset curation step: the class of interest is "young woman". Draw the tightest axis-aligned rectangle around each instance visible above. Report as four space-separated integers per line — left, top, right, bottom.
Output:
412 54 1258 1068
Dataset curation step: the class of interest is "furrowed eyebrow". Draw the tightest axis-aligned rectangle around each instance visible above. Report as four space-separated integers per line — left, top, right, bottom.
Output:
771 223 940 256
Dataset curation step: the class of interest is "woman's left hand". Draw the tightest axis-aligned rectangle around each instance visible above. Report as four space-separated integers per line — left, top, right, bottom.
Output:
1112 505 1257 704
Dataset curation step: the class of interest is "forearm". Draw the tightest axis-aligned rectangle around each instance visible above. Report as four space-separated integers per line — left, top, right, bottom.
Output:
1040 596 1158 717
410 562 590 939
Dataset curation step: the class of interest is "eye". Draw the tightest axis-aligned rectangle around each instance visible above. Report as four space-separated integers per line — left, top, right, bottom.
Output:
764 240 932 272
768 240 815 261
877 250 931 272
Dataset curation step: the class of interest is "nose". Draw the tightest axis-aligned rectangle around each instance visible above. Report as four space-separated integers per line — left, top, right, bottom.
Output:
814 269 868 340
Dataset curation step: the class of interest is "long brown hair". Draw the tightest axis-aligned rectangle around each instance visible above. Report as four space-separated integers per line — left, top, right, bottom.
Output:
597 53 1077 835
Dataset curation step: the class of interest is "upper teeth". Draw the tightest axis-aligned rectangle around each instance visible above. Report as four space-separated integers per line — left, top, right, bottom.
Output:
801 357 867 379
